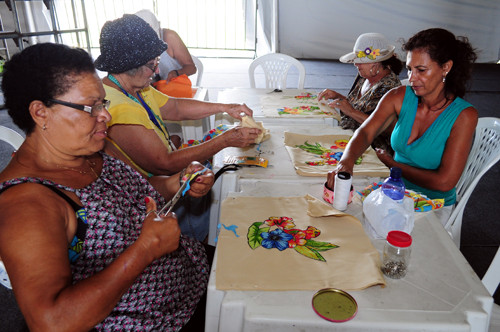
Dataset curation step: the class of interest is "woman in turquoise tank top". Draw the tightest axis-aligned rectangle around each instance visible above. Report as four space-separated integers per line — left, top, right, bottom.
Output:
327 28 478 220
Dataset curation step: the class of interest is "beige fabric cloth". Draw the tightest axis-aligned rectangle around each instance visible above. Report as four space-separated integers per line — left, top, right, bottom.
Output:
284 132 390 177
260 93 341 120
216 195 385 291
240 116 270 143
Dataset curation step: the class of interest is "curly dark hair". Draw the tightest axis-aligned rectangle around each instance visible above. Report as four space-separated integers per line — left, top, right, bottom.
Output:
1 43 96 134
402 28 477 98
381 54 403 75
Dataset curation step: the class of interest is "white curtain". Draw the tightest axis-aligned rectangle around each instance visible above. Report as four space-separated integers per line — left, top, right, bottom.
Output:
275 0 500 63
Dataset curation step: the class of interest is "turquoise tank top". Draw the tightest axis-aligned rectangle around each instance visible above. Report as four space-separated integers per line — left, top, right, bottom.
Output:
391 86 472 205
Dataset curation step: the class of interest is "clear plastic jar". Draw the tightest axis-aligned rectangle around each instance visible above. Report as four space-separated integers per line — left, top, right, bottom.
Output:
381 230 412 279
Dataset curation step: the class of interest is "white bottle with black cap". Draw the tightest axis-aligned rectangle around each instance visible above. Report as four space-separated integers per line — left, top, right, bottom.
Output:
332 171 352 211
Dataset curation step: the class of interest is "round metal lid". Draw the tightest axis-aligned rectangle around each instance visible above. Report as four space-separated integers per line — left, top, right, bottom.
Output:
312 288 358 322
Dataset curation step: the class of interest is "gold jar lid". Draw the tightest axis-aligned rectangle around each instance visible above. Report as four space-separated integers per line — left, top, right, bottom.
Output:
312 288 358 322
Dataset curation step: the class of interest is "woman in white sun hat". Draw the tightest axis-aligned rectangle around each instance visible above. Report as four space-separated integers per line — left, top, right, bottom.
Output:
318 32 403 153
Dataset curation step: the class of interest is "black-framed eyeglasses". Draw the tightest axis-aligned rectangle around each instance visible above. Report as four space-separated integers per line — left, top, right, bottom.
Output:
144 59 159 73
49 99 110 117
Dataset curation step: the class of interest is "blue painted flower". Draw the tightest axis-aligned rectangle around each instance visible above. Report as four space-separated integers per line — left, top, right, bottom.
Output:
260 229 294 251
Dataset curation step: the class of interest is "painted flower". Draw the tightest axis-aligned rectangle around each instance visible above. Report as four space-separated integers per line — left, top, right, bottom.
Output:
304 226 321 239
331 139 349 149
364 47 372 56
264 216 295 229
260 229 294 251
357 50 366 58
288 230 307 248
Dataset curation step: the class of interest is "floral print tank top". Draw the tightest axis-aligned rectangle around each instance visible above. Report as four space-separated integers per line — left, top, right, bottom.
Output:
0 153 209 331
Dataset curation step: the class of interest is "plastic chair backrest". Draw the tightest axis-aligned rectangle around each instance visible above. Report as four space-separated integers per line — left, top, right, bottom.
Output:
483 246 500 296
444 117 500 247
248 53 306 89
0 125 24 150
191 55 204 87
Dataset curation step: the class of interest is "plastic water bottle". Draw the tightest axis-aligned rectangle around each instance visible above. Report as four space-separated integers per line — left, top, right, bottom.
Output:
382 167 405 202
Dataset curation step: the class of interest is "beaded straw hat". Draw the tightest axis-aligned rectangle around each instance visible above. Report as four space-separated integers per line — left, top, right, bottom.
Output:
94 14 167 74
340 33 395 64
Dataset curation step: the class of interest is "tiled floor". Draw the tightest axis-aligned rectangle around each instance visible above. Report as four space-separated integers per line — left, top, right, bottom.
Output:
199 57 500 304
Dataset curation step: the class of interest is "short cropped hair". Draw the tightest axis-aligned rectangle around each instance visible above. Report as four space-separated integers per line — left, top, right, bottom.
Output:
1 43 96 134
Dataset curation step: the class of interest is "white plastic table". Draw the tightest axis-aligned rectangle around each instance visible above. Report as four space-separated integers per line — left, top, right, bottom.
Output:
207 124 365 245
206 184 494 332
205 90 494 331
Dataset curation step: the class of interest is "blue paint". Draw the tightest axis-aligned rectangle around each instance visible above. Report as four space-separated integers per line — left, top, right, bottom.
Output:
214 223 240 243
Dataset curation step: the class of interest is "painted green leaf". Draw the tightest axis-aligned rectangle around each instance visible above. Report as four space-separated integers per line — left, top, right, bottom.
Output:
294 245 326 262
306 239 339 251
247 222 265 249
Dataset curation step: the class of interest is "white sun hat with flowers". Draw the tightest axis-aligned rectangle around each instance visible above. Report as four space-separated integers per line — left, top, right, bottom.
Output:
340 32 395 64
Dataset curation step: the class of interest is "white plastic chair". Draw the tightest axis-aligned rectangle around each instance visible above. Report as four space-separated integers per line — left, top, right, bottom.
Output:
0 125 24 150
249 53 306 89
444 117 500 247
191 55 204 87
483 246 500 331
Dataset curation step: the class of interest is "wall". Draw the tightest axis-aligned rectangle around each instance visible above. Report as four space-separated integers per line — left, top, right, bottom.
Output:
276 0 500 63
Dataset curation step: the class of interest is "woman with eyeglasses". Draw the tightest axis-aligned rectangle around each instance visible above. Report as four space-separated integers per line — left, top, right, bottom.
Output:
318 33 403 154
0 43 214 331
96 14 260 242
96 14 260 178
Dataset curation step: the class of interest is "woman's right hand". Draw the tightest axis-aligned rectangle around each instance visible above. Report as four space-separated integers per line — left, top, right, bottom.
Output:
139 196 181 260
318 89 343 101
327 160 354 188
222 126 261 147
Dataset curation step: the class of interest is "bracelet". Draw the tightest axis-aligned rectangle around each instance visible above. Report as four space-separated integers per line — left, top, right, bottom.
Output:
174 70 180 77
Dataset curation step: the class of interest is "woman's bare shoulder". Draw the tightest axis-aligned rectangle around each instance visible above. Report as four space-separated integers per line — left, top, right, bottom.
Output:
454 104 478 131
379 85 406 108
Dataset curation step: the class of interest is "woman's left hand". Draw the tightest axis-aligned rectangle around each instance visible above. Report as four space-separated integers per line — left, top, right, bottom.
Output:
375 148 393 167
184 161 214 198
166 70 178 82
329 98 351 114
225 103 253 119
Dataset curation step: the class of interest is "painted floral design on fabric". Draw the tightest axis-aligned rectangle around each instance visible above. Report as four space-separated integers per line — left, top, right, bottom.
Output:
296 140 362 166
278 105 334 115
247 216 338 262
293 92 318 102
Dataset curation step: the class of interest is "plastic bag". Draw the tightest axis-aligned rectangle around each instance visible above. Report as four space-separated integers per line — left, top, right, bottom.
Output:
153 74 193 98
362 188 414 240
